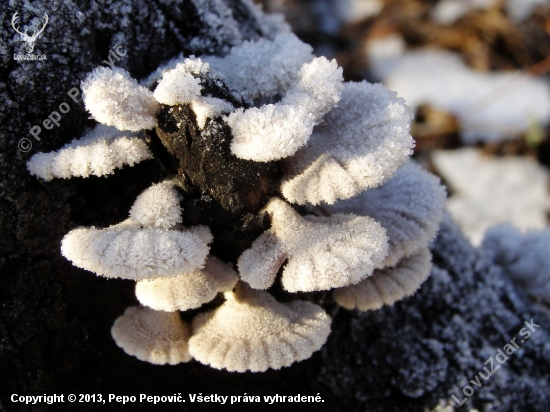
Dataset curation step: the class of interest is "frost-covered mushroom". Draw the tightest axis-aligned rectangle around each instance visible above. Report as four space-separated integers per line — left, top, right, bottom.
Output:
153 63 203 105
334 248 433 311
281 82 415 205
188 284 331 372
226 56 343 162
26 125 152 181
136 256 238 312
238 198 388 292
327 161 446 267
203 33 314 102
26 23 449 374
111 306 192 365
61 222 212 280
82 67 159 132
129 181 182 229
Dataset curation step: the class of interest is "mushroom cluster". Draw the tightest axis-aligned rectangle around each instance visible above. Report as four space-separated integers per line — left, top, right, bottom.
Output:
27 33 446 372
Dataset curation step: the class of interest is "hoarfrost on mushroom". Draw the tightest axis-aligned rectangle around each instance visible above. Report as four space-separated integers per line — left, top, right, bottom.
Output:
188 284 331 372
238 198 389 292
27 21 447 372
334 248 433 311
111 306 192 365
136 256 238 312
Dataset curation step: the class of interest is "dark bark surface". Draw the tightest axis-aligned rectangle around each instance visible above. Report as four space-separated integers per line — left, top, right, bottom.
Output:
1 1 549 412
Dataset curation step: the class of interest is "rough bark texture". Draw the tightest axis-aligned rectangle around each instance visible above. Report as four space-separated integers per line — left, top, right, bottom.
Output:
1 1 549 412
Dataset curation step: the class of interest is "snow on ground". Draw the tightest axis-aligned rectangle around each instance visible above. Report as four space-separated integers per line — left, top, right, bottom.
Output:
431 148 550 245
367 44 550 143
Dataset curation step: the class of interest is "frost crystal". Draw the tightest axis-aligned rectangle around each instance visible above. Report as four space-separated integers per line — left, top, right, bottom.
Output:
26 125 152 181
82 67 159 132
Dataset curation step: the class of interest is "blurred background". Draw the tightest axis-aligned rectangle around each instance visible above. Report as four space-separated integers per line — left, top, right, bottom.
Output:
255 0 550 247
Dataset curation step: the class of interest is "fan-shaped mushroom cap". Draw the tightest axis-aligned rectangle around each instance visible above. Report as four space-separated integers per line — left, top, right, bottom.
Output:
26 125 152 181
61 224 212 280
238 198 388 292
226 56 343 162
136 256 238 312
129 181 182 229
188 284 331 372
327 161 446 267
281 81 415 205
111 306 192 365
334 248 432 311
81 67 159 132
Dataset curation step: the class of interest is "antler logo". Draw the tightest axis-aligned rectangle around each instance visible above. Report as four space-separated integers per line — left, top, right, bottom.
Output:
11 12 49 54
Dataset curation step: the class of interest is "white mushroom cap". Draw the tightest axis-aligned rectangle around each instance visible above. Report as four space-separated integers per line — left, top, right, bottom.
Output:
238 198 388 292
226 57 343 162
26 125 152 181
111 306 192 365
281 81 415 205
153 63 203 105
334 248 432 311
81 67 159 132
135 256 239 312
327 161 446 267
188 284 331 372
61 224 212 280
203 33 314 102
129 181 182 229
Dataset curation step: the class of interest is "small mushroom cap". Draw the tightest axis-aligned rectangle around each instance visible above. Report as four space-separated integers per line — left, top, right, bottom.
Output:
129 181 182 229
334 248 432 311
281 81 415 205
188 284 331 372
111 306 192 365
136 256 239 312
61 224 212 280
226 57 343 162
81 67 159 132
153 63 203 105
327 161 446 267
238 198 388 292
26 125 152 181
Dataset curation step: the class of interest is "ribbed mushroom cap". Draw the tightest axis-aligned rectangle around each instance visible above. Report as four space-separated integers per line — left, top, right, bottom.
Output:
327 161 446 267
188 284 331 372
238 198 388 292
135 256 238 312
111 306 192 365
281 81 414 205
334 248 432 311
61 224 212 280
